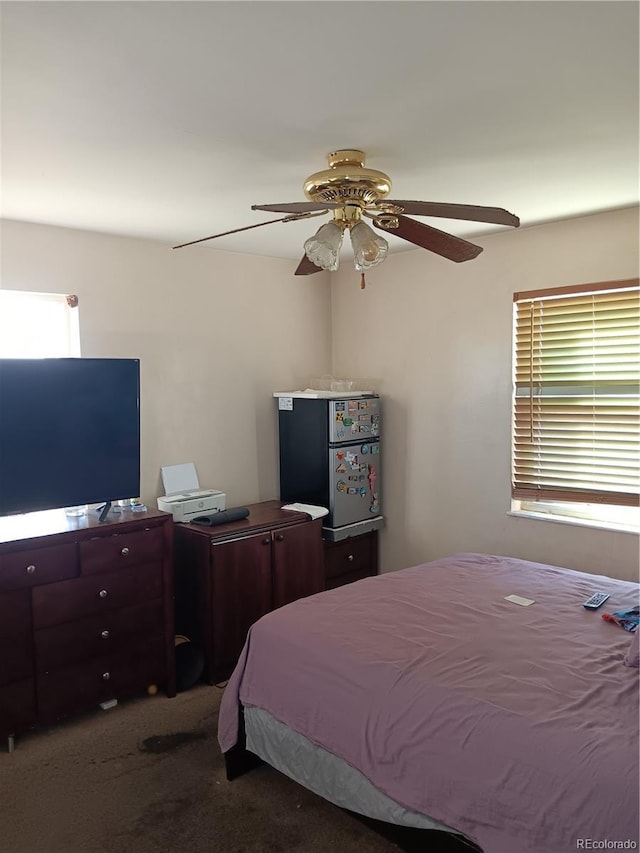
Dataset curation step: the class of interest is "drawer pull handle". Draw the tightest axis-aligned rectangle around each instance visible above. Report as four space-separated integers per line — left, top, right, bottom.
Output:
276 534 285 542
121 547 130 556
26 564 36 574
101 630 110 639
262 537 270 545
102 672 110 681
347 554 354 562
99 589 108 598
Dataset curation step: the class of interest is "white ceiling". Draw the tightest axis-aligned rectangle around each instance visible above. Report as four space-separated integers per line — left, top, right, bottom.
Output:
1 1 638 263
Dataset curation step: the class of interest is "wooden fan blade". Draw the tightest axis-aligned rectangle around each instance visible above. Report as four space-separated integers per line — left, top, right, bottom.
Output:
295 254 324 275
384 200 520 228
172 216 294 249
377 215 483 262
252 202 339 214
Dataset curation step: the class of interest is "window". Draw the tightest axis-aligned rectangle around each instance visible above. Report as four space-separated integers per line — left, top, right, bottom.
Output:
512 278 639 527
0 291 80 357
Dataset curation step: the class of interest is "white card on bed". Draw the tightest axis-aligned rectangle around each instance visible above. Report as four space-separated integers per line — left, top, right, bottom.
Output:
505 594 535 606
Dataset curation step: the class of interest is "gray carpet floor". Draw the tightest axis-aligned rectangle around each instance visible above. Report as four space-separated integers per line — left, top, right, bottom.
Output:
3 683 403 853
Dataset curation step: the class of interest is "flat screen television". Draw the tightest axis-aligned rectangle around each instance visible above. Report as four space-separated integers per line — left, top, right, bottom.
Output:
0 358 140 517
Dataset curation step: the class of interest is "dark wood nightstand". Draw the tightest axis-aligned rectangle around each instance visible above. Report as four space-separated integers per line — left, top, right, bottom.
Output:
173 500 324 684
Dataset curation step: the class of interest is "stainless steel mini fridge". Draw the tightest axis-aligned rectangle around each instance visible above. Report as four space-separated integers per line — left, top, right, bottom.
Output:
276 393 382 531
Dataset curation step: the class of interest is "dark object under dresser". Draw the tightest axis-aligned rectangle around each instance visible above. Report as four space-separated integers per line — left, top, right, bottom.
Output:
0 507 175 751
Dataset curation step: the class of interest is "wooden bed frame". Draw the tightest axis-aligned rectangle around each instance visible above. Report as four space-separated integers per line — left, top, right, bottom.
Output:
224 705 483 853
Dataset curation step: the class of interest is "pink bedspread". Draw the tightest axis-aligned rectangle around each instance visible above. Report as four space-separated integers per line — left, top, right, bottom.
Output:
218 553 639 853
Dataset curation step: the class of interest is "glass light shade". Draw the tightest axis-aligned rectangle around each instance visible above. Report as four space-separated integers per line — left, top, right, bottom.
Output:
350 221 389 271
304 221 344 271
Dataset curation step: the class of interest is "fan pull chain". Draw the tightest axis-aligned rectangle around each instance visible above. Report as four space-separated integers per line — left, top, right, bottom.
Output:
360 272 366 290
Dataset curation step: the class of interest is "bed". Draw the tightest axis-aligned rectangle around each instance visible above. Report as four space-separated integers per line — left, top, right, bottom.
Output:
218 553 639 853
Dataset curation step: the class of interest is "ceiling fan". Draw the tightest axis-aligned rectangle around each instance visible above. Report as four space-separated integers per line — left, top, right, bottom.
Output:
173 150 520 286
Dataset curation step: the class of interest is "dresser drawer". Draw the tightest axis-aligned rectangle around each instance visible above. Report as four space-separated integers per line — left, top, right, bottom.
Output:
0 678 36 735
37 637 165 721
0 634 33 686
32 561 163 629
0 588 31 637
325 568 373 591
35 600 164 671
80 526 164 575
324 535 373 581
0 542 78 592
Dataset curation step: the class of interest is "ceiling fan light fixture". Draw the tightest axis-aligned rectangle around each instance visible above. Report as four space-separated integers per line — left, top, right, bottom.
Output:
175 149 519 270
304 221 344 271
350 221 389 271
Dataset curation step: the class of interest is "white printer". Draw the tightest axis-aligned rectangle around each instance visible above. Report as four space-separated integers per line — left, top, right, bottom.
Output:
156 462 226 523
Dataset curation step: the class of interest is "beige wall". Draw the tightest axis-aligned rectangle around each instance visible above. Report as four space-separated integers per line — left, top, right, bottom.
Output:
331 207 639 581
0 220 332 508
2 211 638 582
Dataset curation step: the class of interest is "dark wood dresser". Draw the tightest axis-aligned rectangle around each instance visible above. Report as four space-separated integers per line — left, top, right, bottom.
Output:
174 500 325 684
0 507 175 751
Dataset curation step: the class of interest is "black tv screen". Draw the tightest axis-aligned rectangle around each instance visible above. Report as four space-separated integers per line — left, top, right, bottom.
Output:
0 358 140 516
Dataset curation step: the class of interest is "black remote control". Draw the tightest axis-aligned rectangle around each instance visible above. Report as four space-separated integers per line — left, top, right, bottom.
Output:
583 592 610 609
191 506 250 526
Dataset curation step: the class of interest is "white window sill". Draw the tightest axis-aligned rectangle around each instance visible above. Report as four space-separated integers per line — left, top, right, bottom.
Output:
508 509 639 536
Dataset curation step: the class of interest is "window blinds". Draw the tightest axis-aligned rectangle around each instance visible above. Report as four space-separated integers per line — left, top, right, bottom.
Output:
513 279 639 507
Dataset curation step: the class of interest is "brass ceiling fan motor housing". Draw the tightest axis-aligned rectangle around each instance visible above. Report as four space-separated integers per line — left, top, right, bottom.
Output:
303 150 392 211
